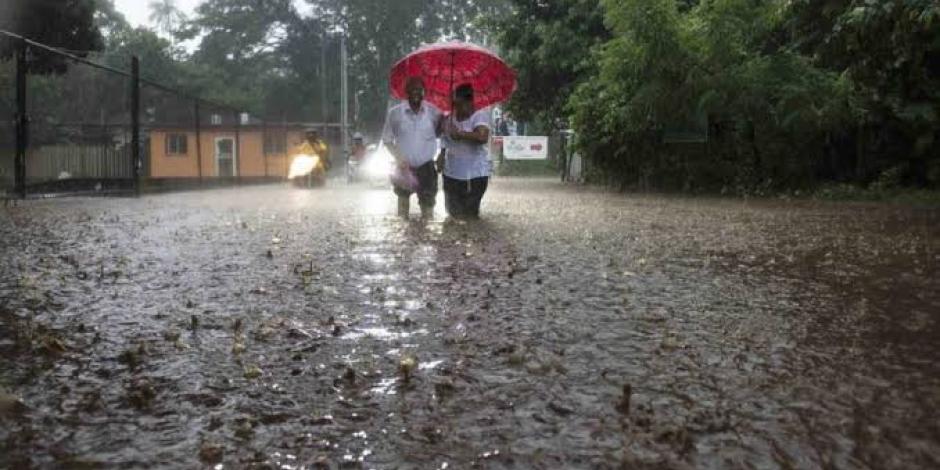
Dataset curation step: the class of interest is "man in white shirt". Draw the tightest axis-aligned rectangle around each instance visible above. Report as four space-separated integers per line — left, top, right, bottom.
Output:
382 77 443 218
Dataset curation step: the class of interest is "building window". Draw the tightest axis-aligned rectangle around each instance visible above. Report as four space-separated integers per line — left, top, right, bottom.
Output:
264 131 287 155
211 114 222 125
165 133 188 155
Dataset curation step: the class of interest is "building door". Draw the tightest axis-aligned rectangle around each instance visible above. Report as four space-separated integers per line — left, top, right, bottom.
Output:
215 137 236 177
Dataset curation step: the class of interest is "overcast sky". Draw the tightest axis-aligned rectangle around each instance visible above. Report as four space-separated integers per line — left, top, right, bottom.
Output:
113 0 202 28
113 0 311 28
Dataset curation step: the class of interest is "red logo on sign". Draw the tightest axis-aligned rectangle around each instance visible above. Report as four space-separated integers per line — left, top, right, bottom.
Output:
531 144 543 151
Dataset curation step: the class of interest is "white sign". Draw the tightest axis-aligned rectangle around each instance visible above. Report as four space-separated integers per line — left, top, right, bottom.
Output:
503 136 548 160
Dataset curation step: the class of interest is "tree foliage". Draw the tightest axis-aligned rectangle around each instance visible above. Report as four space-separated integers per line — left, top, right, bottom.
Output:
500 0 940 191
0 0 103 73
149 0 187 37
131 0 508 132
495 0 610 129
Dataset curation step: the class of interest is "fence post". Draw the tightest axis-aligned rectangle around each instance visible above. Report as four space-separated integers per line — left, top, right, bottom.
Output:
195 101 203 180
262 119 268 178
14 38 27 198
234 110 241 180
131 56 140 196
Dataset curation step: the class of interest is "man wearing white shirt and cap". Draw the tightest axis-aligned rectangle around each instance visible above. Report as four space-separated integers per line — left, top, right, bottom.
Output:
382 77 444 218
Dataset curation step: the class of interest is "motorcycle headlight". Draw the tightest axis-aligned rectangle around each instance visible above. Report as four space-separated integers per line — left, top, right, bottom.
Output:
288 154 319 179
365 145 393 178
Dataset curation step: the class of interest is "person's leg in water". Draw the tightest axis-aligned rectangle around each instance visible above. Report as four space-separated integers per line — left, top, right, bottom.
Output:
393 185 412 217
464 176 489 219
414 161 439 219
443 175 470 219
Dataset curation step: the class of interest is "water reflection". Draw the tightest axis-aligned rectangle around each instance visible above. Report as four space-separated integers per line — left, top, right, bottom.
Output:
342 327 429 341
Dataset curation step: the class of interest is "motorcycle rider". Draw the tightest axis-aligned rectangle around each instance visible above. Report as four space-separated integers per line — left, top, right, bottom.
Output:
347 133 367 182
350 133 366 161
292 128 331 186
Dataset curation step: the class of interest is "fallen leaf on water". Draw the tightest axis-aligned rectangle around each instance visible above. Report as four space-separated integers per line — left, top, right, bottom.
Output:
162 328 181 342
399 355 417 381
199 442 224 464
244 365 262 379
0 391 26 417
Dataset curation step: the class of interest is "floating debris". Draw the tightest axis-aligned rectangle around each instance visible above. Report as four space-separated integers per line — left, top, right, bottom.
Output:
126 379 156 409
0 391 26 417
39 335 67 356
199 442 224 464
342 366 357 384
617 383 632 415
244 365 263 379
399 354 417 381
162 328 181 342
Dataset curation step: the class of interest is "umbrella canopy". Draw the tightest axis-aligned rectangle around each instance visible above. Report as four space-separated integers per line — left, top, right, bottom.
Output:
390 42 517 113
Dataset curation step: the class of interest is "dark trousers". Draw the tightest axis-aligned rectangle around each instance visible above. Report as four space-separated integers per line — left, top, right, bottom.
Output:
443 175 489 218
393 161 438 208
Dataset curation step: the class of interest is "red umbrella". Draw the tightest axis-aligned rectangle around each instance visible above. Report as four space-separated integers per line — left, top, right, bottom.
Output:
389 42 517 113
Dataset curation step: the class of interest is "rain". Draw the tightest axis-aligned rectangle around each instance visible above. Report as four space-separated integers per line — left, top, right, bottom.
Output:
2 1 940 469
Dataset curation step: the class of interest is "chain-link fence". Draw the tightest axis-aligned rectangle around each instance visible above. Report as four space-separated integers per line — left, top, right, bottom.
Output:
24 42 134 195
0 35 13 194
1 31 346 199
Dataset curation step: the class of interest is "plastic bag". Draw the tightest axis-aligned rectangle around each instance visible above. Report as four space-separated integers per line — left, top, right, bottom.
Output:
390 165 420 192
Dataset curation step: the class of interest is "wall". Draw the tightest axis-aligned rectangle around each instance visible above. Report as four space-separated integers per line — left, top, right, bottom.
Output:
149 130 200 178
26 145 132 181
148 128 308 179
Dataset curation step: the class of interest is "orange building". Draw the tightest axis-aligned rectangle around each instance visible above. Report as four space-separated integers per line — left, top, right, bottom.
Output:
146 125 316 179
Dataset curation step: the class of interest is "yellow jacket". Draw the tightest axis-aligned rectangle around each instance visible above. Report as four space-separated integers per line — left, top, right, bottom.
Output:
293 140 330 169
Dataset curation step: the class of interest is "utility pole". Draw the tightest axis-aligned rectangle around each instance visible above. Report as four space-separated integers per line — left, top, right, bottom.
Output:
131 56 141 196
320 36 327 124
341 34 349 166
14 38 27 198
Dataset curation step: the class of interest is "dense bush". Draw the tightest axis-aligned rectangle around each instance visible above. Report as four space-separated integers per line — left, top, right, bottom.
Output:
498 0 940 192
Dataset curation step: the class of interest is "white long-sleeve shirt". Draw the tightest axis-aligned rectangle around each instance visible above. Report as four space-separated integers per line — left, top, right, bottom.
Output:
381 101 442 167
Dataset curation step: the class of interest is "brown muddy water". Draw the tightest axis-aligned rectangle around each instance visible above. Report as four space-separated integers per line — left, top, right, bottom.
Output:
1 178 938 469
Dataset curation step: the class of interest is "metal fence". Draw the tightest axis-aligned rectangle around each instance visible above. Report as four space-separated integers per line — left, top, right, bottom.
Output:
1 31 345 199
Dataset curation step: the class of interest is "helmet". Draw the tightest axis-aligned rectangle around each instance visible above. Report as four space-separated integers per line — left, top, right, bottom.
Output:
352 132 364 140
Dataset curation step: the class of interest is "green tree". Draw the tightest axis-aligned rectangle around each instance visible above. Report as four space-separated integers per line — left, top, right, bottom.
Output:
565 0 857 191
94 0 131 38
180 0 299 113
496 0 611 129
0 0 103 73
148 0 187 37
787 0 940 185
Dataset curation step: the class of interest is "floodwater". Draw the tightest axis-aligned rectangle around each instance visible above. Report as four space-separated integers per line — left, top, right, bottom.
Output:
1 178 938 469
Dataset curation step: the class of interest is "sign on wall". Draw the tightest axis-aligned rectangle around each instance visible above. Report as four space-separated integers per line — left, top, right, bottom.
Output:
503 136 548 160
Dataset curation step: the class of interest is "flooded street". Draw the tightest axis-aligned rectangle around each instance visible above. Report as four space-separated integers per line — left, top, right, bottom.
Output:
1 178 938 469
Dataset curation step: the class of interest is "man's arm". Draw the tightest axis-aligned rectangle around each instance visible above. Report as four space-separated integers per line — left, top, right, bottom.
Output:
451 125 490 145
449 110 491 145
381 108 408 165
